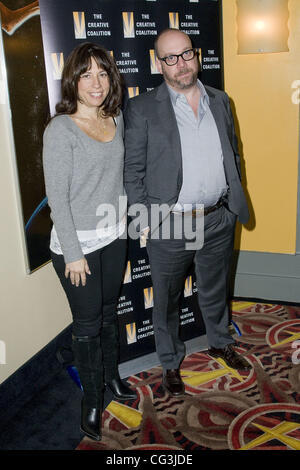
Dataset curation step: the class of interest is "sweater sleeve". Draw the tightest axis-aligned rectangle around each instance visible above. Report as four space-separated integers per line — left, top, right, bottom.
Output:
42 117 83 264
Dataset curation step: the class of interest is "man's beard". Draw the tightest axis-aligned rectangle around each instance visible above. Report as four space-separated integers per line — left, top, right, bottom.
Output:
164 67 198 90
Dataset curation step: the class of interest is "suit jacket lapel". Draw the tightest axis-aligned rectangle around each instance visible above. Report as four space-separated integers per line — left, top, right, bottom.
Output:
153 83 236 189
154 82 179 136
206 87 235 183
155 82 183 181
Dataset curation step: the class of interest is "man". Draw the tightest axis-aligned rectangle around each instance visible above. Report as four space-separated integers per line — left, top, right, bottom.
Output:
124 28 251 397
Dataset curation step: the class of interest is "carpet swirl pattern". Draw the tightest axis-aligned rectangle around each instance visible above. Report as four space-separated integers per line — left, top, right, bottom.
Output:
77 302 300 451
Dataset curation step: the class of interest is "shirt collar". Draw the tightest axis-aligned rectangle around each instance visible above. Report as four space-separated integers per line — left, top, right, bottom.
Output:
167 79 210 107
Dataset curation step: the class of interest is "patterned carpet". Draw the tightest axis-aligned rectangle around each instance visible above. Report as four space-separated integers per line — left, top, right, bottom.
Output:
76 302 300 451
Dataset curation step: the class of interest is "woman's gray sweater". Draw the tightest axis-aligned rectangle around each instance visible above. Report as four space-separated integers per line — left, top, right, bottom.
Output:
42 112 125 263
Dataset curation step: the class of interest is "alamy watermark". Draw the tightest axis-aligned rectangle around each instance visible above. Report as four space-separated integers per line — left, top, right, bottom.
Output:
96 196 205 250
291 80 300 105
0 340 6 364
291 340 300 365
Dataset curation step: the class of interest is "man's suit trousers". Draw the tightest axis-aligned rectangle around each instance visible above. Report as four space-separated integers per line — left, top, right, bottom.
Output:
146 205 236 370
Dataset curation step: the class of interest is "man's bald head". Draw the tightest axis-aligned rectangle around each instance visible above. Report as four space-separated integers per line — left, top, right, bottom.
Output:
154 28 192 57
154 28 198 92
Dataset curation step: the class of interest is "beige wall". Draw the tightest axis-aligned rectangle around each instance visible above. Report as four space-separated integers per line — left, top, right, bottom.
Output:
0 95 71 384
223 0 300 254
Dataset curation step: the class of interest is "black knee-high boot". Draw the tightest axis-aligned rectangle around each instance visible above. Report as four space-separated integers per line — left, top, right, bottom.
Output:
101 321 137 401
72 334 103 440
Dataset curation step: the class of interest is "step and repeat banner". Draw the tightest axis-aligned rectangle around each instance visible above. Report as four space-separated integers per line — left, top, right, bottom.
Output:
38 0 223 115
1 0 223 362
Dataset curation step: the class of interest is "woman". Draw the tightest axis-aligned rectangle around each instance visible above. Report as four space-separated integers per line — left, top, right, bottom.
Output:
43 42 137 441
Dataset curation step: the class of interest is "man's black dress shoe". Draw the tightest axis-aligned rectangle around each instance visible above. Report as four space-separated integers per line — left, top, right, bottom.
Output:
162 369 185 396
106 377 138 401
208 344 251 371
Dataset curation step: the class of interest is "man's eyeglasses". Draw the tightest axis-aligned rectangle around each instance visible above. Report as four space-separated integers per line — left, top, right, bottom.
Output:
158 48 197 66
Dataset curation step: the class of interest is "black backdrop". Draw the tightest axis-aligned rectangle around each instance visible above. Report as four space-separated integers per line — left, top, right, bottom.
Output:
1 0 223 362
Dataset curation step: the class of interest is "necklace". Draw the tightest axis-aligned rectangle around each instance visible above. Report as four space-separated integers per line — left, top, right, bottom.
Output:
73 112 109 138
97 112 108 135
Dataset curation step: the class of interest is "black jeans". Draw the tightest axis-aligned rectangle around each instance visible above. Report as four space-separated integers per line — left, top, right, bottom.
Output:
51 237 127 337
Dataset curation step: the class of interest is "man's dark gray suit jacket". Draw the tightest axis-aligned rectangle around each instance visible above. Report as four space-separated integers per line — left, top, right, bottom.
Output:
124 81 249 232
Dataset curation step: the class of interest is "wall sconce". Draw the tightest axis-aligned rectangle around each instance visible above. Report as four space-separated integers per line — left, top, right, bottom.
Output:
237 0 289 54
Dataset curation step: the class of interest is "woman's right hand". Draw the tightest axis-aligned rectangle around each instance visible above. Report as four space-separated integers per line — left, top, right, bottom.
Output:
65 258 91 287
